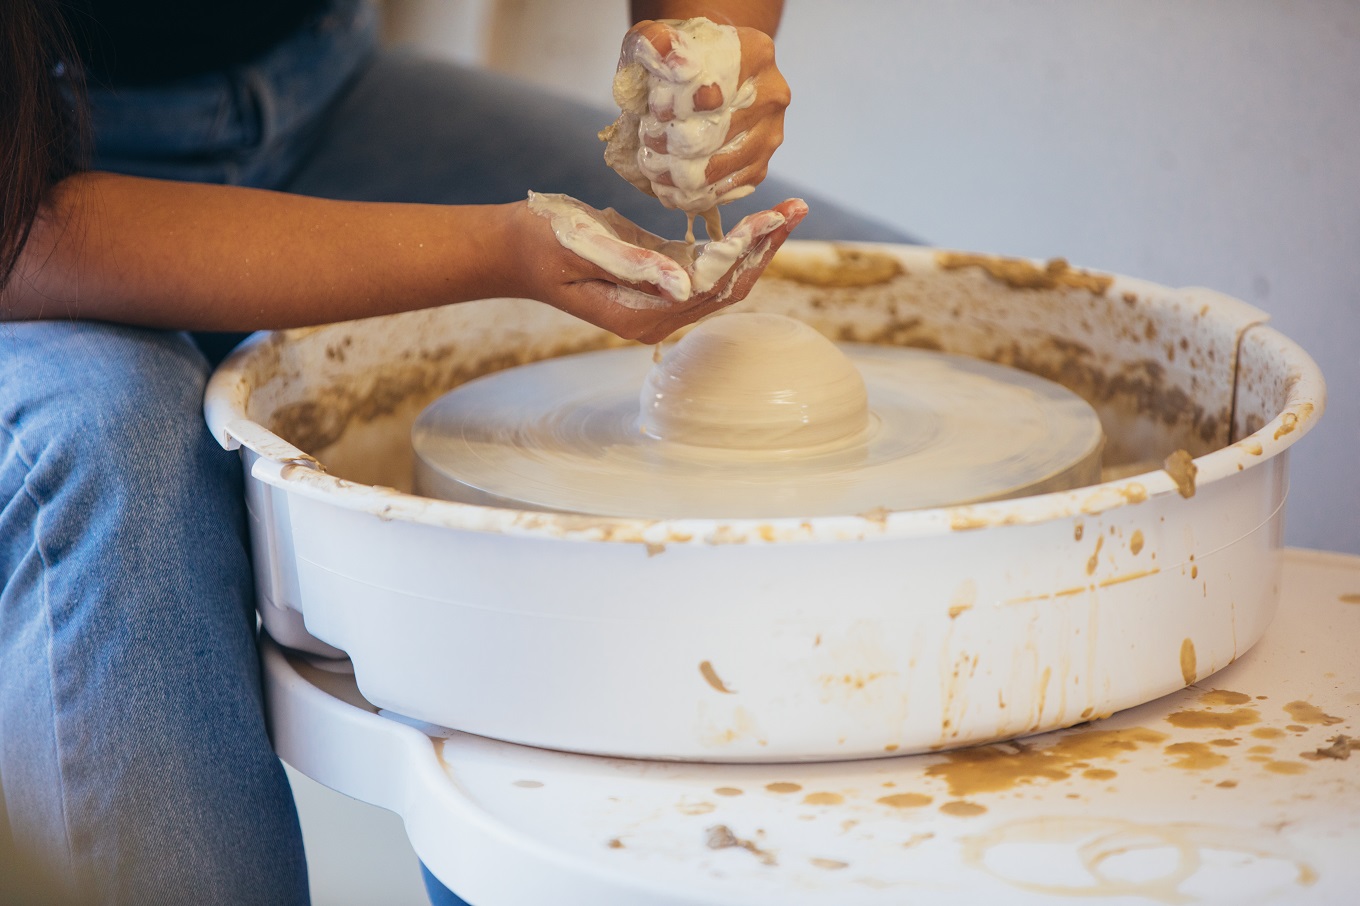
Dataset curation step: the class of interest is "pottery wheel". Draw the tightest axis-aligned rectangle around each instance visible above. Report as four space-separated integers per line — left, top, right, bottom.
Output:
412 313 1104 519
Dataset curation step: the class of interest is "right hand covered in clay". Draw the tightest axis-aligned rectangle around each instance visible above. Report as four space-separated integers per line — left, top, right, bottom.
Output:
512 194 807 344
601 17 790 223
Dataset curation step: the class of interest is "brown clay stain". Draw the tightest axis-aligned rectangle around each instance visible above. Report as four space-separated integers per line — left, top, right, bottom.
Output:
810 857 850 870
1180 638 1198 686
1301 735 1357 761
936 252 1113 295
1273 411 1299 440
940 800 988 817
677 801 717 816
705 824 776 866
1086 536 1104 576
1165 742 1229 770
1338 593 1360 604
765 782 802 794
698 661 735 694
1252 727 1286 740
1201 689 1253 707
1098 568 1160 588
803 792 845 806
1263 761 1308 776
1217 780 1238 789
714 787 744 797
766 246 904 288
1163 449 1198 498
925 727 1167 798
1284 701 1343 726
607 838 625 849
1166 707 1262 731
269 336 617 454
877 792 933 809
1130 530 1145 556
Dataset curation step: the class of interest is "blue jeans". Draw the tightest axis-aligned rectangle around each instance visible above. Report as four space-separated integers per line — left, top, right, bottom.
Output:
0 2 910 904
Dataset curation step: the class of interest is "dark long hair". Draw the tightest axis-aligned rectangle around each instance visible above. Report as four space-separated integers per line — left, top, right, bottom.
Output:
1 0 88 293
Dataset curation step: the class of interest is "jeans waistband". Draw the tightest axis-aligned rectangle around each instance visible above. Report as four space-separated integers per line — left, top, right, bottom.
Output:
86 0 379 188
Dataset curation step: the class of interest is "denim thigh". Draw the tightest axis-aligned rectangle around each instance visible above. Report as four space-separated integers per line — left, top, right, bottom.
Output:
0 322 307 905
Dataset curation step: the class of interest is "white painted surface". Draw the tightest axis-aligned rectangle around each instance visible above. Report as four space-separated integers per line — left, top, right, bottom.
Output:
271 549 1360 904
382 0 1360 555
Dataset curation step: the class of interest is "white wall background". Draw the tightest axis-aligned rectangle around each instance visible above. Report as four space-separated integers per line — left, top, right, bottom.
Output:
384 0 1360 555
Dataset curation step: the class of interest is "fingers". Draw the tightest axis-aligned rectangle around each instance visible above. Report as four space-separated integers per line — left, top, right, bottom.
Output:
633 199 809 343
524 192 809 344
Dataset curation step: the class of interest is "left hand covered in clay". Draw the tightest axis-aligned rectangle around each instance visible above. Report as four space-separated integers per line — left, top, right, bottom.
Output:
516 193 807 344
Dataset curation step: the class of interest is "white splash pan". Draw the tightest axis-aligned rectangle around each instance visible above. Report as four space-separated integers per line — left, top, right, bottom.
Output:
204 243 1324 762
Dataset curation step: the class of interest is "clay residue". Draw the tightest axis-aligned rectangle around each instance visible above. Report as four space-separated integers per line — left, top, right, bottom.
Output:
924 727 1168 797
677 800 718 815
1339 593 1360 605
1301 735 1357 761
1180 638 1198 685
714 787 744 797
1273 411 1299 440
1163 449 1198 498
1129 529 1144 556
269 337 617 455
960 816 1318 902
936 252 1113 295
1200 689 1253 707
877 792 933 809
992 338 1223 448
1086 535 1104 576
1283 701 1343 726
1264 761 1308 775
765 782 802 794
705 824 776 866
698 660 736 694
810 857 850 870
940 800 988 817
1165 741 1229 770
1165 707 1262 731
766 246 905 287
802 792 845 806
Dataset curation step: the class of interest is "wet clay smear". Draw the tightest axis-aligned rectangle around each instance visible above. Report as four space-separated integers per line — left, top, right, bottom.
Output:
1301 735 1358 761
1163 449 1198 498
936 252 1113 294
1283 701 1344 726
764 246 904 287
698 660 735 694
705 824 776 866
925 728 1167 797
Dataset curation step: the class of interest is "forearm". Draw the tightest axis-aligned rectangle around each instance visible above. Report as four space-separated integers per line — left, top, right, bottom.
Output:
630 0 783 35
1 172 521 331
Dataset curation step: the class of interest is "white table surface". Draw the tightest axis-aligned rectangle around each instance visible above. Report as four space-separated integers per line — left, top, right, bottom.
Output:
265 548 1360 904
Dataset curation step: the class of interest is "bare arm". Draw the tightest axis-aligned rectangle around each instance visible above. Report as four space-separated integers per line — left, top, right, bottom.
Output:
2 172 800 344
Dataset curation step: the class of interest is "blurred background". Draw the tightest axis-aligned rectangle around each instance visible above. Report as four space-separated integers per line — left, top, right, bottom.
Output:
297 2 1360 902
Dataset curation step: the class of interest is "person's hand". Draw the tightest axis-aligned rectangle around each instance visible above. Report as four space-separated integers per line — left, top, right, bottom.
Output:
602 18 790 219
510 194 807 344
